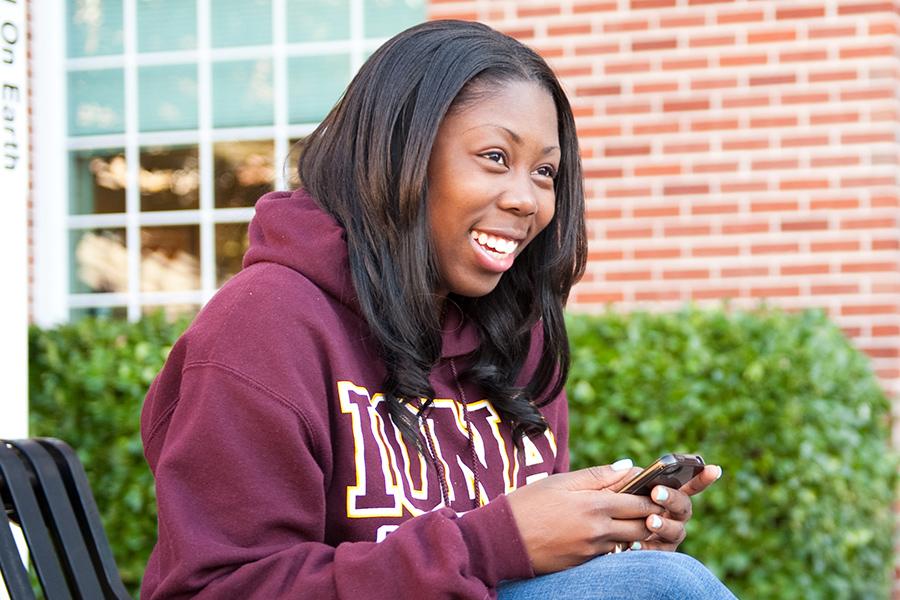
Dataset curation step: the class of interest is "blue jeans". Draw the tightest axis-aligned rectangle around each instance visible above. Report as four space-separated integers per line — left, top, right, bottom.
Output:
497 551 738 599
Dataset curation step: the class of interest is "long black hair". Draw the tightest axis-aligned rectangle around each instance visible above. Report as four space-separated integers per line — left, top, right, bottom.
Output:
298 20 586 448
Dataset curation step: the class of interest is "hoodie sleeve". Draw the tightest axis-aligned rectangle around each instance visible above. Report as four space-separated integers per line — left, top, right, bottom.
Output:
142 363 533 600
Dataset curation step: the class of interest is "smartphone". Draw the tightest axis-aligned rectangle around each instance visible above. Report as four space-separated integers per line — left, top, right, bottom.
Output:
618 453 705 495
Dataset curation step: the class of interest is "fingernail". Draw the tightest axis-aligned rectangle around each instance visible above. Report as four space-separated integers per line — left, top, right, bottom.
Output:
650 515 662 529
611 458 633 472
630 541 642 551
654 487 669 502
715 466 723 480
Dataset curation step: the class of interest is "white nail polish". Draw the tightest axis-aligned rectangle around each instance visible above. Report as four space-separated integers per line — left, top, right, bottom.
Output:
655 487 669 502
715 466 723 480
611 458 633 472
631 541 642 551
650 515 662 529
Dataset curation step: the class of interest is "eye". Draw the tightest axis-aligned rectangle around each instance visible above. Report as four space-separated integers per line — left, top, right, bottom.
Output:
535 165 557 179
481 151 507 166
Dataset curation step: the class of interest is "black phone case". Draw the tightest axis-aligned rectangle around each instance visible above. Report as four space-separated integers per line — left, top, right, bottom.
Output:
619 453 705 495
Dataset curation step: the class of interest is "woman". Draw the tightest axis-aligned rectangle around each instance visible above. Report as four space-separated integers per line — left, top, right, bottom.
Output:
141 20 735 599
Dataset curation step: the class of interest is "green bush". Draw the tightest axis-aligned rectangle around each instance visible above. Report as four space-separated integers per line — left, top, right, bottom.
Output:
28 311 189 596
566 307 898 599
27 307 897 598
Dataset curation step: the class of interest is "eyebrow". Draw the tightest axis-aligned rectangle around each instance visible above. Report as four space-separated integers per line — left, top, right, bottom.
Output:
474 124 561 156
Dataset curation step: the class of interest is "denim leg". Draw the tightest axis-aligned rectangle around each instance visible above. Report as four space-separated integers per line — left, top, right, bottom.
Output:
496 550 738 600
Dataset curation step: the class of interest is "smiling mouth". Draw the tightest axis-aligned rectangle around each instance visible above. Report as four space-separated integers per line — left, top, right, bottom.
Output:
470 229 521 258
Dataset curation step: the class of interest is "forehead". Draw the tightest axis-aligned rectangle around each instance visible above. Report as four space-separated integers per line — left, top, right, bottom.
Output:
443 80 559 144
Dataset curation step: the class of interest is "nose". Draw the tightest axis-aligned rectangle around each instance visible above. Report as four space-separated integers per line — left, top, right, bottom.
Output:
497 172 539 216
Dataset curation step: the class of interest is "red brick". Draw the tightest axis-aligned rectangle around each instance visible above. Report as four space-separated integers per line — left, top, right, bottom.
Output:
634 163 682 176
811 240 860 252
863 347 900 359
691 77 738 91
555 64 593 77
663 98 710 112
663 141 711 153
781 89 832 104
606 186 652 198
720 53 768 67
780 49 829 63
753 158 800 170
692 161 738 173
497 26 535 39
748 29 797 44
662 57 710 70
811 197 859 210
781 264 830 275
604 19 651 33
588 250 625 261
751 242 800 254
750 115 799 128
691 245 740 256
548 23 593 36
635 289 682 301
842 217 897 229
689 0 736 4
721 182 769 193
607 269 653 281
873 325 900 336
606 61 652 74
517 4 560 17
837 2 894 16
689 34 736 48
573 1 618 13
606 101 653 115
633 120 680 135
575 42 620 56
840 45 895 59
810 156 860 168
812 283 859 295
750 73 797 86
722 266 769 278
780 134 829 148
605 144 651 157
663 268 710 280
717 9 764 24
691 117 740 131
810 111 859 125
781 219 829 232
872 238 900 250
583 167 625 179
661 14 707 28
752 200 800 212
751 285 801 297
776 5 826 19
664 183 710 195
634 247 682 259
842 132 894 144
809 69 858 83
869 21 898 35
578 124 623 137
692 288 742 300
665 223 713 236
723 137 769 151
841 304 896 316
578 84 622 97
808 25 857 39
631 0 677 7
723 222 771 234
634 205 680 218
690 202 740 215
841 262 897 273
871 195 899 208
633 81 680 94
633 37 678 52
841 176 896 187
779 179 829 191
575 292 626 304
722 95 771 109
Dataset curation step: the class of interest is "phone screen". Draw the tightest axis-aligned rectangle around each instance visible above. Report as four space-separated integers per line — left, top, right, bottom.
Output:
619 453 705 495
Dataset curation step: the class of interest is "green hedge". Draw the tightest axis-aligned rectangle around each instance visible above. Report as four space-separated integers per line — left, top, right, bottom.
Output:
28 312 189 596
27 308 898 598
566 307 898 599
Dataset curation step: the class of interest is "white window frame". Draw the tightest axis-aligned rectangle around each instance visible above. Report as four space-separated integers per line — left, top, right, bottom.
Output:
32 0 404 324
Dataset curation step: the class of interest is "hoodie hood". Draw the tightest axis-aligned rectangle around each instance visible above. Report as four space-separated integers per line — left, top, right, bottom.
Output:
243 188 478 358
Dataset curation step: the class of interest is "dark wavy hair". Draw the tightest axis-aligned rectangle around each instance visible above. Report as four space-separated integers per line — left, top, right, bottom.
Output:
298 20 586 447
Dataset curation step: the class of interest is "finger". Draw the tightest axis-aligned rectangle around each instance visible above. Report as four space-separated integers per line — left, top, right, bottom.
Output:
597 491 665 519
650 486 692 521
561 459 637 491
679 465 723 496
645 514 686 546
629 537 677 552
602 517 653 543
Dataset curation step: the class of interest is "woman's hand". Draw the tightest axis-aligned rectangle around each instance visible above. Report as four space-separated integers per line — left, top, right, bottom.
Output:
505 461 664 575
636 464 723 551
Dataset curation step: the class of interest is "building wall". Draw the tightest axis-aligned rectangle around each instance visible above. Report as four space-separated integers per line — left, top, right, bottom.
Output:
429 0 900 397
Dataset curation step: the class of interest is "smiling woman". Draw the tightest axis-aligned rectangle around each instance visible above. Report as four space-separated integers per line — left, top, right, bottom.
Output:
140 20 736 600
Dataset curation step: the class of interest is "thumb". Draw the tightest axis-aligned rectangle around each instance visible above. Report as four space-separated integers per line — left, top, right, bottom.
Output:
558 459 636 491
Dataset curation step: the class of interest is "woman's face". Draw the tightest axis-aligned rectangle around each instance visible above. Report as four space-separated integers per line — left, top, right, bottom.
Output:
427 80 560 299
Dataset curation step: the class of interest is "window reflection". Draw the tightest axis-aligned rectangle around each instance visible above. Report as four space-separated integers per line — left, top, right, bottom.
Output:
215 222 250 285
140 146 200 211
69 149 126 214
70 228 128 293
141 225 201 292
214 141 274 208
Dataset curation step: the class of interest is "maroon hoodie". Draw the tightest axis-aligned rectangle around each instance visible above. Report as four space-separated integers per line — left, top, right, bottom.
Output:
140 189 569 599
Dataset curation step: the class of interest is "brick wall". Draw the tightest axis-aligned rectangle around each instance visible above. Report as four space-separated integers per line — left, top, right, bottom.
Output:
427 0 900 593
429 0 900 397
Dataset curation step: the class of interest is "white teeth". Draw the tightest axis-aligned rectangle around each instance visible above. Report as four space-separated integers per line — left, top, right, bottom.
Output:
470 230 520 256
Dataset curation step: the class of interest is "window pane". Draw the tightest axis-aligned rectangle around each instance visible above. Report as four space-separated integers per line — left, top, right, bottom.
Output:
137 0 197 52
67 0 124 57
68 69 125 136
212 60 274 128
139 64 199 131
69 148 126 214
141 225 201 292
141 304 199 319
286 0 349 42
211 0 272 48
140 145 200 211
69 228 128 293
70 307 128 320
287 138 303 189
214 141 274 208
287 55 349 124
215 222 250 285
364 0 424 38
